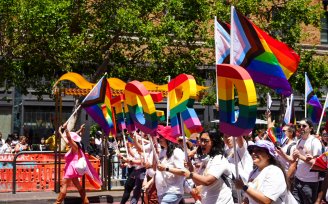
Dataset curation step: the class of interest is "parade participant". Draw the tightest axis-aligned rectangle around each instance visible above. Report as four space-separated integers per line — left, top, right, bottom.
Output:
234 140 288 204
223 133 253 183
55 123 102 204
275 124 297 184
291 119 322 204
119 132 146 204
155 125 185 204
184 130 234 204
14 136 30 153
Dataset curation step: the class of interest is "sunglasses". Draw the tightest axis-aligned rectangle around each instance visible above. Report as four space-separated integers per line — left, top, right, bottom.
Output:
299 124 308 128
200 138 210 144
282 130 287 132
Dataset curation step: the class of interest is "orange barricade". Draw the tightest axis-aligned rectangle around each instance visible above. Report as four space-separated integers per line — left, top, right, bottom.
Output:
0 153 101 192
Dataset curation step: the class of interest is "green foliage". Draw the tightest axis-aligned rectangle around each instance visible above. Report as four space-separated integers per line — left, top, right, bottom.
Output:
0 0 323 99
200 89 217 106
89 124 100 137
290 50 328 97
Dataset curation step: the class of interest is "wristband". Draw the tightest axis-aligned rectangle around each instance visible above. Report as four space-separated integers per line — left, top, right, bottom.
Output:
242 185 249 192
165 167 170 172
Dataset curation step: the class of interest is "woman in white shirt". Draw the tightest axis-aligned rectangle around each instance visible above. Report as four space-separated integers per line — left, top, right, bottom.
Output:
234 140 288 204
184 130 234 204
155 125 185 204
1 138 13 153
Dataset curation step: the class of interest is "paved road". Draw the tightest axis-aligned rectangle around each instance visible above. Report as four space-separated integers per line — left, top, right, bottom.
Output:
0 191 195 204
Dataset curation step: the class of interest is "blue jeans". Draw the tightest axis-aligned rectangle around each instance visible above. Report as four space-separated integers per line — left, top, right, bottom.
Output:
158 193 183 204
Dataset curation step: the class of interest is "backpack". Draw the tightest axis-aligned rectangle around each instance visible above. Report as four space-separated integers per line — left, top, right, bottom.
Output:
286 142 296 156
221 173 238 203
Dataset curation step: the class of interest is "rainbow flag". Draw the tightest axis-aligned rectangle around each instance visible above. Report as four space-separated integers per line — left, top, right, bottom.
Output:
216 9 300 96
127 134 134 144
81 75 115 136
268 127 285 145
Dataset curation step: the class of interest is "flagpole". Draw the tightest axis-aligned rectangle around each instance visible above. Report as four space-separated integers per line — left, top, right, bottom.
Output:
166 76 171 126
180 114 189 162
148 134 167 187
289 94 293 123
230 6 241 204
214 16 219 105
316 93 328 135
305 72 307 118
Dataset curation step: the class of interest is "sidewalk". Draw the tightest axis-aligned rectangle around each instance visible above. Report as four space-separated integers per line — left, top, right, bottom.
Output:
0 190 195 204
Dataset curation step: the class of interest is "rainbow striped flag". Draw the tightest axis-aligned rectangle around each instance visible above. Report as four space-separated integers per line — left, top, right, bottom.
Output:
81 75 115 136
127 135 134 144
216 9 300 96
268 127 285 145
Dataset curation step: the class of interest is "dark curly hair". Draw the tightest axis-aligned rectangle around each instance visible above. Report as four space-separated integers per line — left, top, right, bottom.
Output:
200 129 225 158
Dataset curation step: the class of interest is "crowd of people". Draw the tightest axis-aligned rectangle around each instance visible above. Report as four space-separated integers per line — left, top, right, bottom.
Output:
108 113 328 204
2 110 328 204
0 132 41 153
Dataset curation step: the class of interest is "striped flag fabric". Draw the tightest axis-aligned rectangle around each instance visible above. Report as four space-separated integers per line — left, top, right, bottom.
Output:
305 73 322 124
81 75 115 136
268 127 285 145
305 73 314 97
230 7 263 66
215 18 231 65
216 8 299 96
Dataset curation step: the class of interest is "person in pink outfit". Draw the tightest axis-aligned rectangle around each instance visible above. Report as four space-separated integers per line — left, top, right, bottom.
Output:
55 123 89 204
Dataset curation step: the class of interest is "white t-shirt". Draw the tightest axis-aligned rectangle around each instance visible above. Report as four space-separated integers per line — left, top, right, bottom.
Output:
246 165 287 204
201 155 234 204
295 135 322 182
155 148 185 196
225 140 253 182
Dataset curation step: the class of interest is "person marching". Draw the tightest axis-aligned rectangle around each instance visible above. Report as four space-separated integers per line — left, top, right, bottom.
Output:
155 125 186 204
234 140 289 204
55 123 102 204
184 130 234 204
291 119 323 204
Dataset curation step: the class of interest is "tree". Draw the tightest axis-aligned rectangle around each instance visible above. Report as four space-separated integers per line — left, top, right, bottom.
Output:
0 0 323 99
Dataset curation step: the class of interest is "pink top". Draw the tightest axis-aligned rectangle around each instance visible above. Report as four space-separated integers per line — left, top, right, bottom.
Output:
63 147 103 188
64 149 81 179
